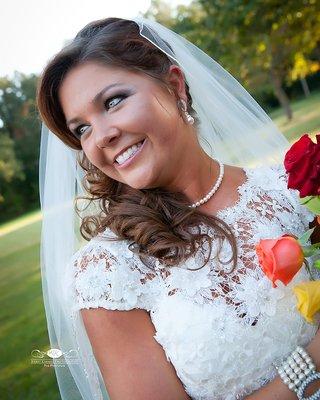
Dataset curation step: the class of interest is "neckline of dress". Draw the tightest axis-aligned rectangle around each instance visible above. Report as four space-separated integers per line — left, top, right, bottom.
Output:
214 165 256 218
99 164 271 238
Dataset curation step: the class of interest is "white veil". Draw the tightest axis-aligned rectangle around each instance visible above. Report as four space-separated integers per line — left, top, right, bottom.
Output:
39 15 290 400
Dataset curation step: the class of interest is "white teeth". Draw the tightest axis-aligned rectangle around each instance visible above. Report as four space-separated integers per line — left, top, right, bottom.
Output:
116 140 144 164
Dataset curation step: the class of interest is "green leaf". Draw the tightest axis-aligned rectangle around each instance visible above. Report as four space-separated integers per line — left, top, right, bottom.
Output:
298 228 315 246
299 196 320 214
314 259 320 269
300 195 314 205
301 245 320 257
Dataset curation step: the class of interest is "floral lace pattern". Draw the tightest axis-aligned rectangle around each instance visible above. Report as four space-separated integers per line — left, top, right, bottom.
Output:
69 163 319 400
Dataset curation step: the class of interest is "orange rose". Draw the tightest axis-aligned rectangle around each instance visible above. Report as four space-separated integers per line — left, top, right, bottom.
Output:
255 234 304 288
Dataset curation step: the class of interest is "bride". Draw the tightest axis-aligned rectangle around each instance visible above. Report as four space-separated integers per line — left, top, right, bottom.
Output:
36 16 320 400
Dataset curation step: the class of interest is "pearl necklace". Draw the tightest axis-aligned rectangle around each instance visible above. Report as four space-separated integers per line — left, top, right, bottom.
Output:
189 159 224 208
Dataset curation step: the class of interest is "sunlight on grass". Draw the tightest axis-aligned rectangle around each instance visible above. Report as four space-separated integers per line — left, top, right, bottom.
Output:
0 209 42 237
270 91 320 143
0 218 59 399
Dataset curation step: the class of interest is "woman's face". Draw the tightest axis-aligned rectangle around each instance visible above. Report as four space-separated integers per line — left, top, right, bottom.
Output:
59 61 198 190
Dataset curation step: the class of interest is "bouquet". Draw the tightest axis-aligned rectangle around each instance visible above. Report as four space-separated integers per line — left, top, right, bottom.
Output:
255 133 320 324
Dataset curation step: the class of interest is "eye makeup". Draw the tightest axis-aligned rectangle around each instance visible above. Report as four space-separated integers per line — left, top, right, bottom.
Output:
70 91 132 140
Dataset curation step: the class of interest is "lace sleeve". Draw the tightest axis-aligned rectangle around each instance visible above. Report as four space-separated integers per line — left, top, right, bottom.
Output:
69 229 160 313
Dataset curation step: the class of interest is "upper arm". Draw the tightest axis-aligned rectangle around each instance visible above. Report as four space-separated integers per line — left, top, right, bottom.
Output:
70 235 190 400
81 307 191 400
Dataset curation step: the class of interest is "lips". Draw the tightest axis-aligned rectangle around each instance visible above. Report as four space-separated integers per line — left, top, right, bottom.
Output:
113 139 145 163
113 138 147 169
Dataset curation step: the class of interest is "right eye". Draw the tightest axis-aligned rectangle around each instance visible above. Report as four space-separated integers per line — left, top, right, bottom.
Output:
75 125 88 137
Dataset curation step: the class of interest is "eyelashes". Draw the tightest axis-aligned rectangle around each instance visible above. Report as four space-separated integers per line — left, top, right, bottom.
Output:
72 93 129 139
105 94 126 110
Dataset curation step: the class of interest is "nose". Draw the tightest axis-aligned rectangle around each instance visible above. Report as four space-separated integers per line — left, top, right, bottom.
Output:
95 125 121 149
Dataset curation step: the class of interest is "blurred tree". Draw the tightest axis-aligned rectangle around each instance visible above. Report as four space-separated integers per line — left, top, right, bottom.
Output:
195 0 320 119
0 72 41 221
0 133 24 203
199 0 320 119
144 0 176 26
145 0 320 121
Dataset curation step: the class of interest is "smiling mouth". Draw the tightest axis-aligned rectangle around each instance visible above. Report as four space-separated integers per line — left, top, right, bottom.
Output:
114 139 146 165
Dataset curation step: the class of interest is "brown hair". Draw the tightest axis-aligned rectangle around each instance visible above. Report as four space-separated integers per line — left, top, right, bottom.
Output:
36 17 238 272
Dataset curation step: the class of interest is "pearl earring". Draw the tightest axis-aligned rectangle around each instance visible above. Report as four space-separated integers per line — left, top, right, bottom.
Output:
177 99 195 125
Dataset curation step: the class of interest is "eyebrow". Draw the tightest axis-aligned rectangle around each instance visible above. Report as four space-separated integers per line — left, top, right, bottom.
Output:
66 82 124 127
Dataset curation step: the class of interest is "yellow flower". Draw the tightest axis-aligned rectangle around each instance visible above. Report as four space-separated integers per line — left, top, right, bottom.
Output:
293 280 320 324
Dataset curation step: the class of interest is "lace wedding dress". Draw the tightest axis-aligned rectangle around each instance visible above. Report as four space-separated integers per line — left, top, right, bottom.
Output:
66 162 320 400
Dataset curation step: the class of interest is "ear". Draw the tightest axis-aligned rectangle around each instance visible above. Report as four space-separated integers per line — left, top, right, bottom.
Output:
165 65 188 102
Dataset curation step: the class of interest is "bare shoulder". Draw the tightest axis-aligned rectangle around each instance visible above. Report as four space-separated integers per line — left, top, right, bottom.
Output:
81 307 191 400
227 164 248 185
216 164 247 196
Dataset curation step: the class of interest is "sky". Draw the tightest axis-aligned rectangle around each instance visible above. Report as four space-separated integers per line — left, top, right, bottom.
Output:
0 0 190 78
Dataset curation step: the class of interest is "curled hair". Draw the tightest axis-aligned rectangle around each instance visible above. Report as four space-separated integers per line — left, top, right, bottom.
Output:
36 17 238 272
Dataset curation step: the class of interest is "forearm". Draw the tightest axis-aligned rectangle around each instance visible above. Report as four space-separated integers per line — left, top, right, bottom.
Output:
245 327 320 400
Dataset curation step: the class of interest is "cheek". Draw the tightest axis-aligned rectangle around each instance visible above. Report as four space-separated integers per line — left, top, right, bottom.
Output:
81 142 107 170
139 101 178 152
132 92 177 128
128 98 157 130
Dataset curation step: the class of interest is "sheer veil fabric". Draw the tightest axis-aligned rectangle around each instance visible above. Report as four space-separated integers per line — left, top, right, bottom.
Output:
39 15 291 400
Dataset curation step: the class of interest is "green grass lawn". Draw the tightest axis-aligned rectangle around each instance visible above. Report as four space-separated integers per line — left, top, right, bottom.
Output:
0 90 319 400
270 90 320 143
0 212 59 400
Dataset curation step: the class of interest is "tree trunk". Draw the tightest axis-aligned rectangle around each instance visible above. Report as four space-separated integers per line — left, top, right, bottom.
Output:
269 68 293 121
300 77 310 97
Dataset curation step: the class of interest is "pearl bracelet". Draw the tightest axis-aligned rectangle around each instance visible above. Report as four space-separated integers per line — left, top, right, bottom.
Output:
275 346 320 400
297 373 320 400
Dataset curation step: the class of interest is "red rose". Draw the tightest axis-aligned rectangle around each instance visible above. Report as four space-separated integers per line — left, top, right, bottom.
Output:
284 133 320 197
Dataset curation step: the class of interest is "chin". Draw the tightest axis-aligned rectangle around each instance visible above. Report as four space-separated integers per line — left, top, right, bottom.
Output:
126 174 160 190
124 168 159 190
125 180 153 190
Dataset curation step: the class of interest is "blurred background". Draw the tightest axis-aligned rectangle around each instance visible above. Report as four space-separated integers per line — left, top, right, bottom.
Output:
0 0 319 398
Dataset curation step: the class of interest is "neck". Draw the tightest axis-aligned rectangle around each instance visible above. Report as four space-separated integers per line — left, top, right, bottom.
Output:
163 143 221 205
